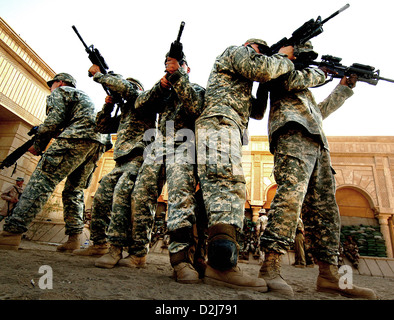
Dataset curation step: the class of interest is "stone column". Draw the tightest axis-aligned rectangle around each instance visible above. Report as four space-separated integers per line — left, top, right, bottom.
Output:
251 206 261 222
378 213 394 258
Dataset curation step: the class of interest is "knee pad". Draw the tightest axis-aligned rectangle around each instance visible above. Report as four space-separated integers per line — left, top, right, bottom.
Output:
208 238 238 270
207 223 239 270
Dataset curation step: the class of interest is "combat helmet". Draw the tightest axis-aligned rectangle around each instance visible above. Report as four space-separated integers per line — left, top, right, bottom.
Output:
245 38 270 55
126 77 144 91
47 73 77 88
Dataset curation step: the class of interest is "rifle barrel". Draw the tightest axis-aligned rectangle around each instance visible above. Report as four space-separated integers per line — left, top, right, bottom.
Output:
0 138 35 170
321 3 350 24
176 21 185 42
379 76 394 83
72 25 89 51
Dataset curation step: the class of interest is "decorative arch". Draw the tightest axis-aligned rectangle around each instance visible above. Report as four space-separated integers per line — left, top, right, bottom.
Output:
263 184 277 209
335 185 377 219
261 183 378 219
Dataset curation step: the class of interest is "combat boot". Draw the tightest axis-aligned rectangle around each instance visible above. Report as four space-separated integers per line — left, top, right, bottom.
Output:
56 234 82 253
73 243 109 256
204 223 267 292
173 262 200 284
118 254 146 268
94 245 122 269
205 264 268 292
258 251 294 297
170 248 200 284
169 227 200 284
0 231 22 250
316 261 377 299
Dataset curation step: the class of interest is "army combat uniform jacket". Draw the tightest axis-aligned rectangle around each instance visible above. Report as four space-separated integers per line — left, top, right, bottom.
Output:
88 72 156 247
268 67 354 153
199 45 294 131
33 86 103 152
130 67 205 256
261 68 354 265
94 73 156 162
196 45 294 230
135 67 204 157
4 86 105 235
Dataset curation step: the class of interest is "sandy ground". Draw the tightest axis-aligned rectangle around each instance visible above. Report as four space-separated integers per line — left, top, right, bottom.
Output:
0 239 393 304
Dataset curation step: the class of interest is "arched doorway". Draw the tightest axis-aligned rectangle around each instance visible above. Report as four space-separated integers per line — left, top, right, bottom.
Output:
335 186 377 226
336 186 389 257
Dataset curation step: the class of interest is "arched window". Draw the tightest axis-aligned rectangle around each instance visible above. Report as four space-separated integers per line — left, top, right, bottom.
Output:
336 186 377 225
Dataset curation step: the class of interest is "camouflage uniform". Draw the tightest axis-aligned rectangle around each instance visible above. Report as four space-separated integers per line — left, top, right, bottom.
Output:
130 66 205 257
196 43 294 233
4 77 105 235
89 72 155 248
260 67 354 265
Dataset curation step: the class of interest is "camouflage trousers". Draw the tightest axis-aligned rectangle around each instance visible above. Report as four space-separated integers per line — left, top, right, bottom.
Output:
166 162 199 253
129 140 199 256
89 155 143 247
4 138 103 235
261 128 340 265
195 116 246 231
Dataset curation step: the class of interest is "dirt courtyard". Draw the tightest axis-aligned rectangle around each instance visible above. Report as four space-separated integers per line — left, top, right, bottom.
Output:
0 239 393 304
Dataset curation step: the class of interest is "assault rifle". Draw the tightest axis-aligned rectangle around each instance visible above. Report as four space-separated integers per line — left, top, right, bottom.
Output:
251 4 349 119
0 126 39 174
72 25 123 116
269 4 350 55
165 21 186 79
72 25 110 78
168 21 185 62
311 55 394 86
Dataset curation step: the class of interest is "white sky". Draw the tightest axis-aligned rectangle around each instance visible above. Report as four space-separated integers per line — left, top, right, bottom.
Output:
1 0 393 136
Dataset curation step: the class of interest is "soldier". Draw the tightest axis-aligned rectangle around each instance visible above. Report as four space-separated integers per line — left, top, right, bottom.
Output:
259 42 377 299
254 209 268 262
195 38 294 291
74 65 156 270
129 54 205 283
294 217 306 267
0 177 24 222
0 73 106 251
256 209 268 236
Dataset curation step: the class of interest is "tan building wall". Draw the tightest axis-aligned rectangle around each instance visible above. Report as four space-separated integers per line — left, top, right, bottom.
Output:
0 17 56 211
243 136 394 257
0 17 393 258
